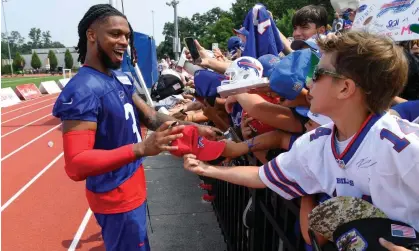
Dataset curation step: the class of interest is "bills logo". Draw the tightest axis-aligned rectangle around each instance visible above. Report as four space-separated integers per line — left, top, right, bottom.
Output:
377 0 415 17
292 82 302 91
269 57 280 64
119 90 125 100
336 177 354 186
237 59 261 76
197 136 205 148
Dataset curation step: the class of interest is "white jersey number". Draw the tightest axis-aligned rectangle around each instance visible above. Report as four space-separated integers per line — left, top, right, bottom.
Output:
124 103 142 143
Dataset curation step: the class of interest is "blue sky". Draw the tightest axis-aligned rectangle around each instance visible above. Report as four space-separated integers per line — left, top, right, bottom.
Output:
1 0 236 47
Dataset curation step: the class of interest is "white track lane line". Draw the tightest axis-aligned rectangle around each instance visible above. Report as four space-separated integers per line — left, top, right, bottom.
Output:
1 124 61 162
1 152 64 212
2 114 52 138
2 104 54 124
2 96 57 115
68 208 93 251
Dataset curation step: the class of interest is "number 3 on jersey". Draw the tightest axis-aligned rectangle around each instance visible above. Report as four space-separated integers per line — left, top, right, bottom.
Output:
124 103 142 143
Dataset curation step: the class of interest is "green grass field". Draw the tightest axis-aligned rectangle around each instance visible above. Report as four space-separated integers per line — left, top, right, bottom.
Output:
1 76 64 89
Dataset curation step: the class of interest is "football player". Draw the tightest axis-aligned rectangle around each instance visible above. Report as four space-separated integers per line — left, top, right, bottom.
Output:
53 4 219 251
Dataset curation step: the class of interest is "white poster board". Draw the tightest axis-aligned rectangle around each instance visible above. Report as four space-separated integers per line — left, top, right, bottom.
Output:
352 0 419 41
39 81 62 94
1 87 21 107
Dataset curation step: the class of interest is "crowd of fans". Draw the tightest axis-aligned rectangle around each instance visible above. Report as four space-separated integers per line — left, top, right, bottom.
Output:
152 3 419 251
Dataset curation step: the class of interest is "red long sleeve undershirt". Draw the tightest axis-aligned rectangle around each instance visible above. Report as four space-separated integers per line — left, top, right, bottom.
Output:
63 130 137 181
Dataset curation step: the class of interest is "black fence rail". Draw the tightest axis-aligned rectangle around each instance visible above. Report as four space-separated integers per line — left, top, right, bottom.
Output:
208 174 306 251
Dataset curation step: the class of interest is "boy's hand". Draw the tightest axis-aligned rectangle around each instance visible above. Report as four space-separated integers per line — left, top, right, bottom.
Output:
379 238 412 251
183 154 209 175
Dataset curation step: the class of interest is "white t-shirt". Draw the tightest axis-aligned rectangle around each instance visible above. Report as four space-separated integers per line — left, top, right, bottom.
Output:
258 112 419 231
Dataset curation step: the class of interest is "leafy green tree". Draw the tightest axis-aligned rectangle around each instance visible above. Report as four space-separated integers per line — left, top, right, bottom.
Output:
64 49 73 69
1 63 12 75
28 28 42 48
276 9 296 38
156 0 337 58
1 28 67 61
202 16 235 50
48 50 58 70
12 52 25 71
31 51 41 69
42 31 52 48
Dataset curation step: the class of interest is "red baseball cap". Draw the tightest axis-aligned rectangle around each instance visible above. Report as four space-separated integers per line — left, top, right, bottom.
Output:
170 126 226 161
242 93 279 135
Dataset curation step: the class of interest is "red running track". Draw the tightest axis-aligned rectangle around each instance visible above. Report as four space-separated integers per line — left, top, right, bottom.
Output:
1 94 149 250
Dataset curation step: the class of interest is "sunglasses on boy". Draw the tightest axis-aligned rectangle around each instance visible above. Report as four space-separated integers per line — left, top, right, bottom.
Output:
312 66 347 82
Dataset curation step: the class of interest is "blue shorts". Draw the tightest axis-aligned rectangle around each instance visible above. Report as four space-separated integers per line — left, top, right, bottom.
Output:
94 202 150 251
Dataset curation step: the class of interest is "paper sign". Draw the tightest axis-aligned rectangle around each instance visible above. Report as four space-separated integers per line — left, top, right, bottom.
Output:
352 0 419 41
15 83 42 100
39 81 61 94
1 87 21 107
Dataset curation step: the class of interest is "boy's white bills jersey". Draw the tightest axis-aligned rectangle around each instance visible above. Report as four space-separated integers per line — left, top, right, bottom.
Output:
259 112 419 231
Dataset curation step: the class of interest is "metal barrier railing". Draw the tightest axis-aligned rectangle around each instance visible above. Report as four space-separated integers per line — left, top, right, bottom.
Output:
210 180 306 251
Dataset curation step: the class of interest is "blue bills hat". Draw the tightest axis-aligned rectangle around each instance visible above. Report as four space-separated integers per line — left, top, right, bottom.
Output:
269 48 319 100
194 69 226 98
258 54 281 78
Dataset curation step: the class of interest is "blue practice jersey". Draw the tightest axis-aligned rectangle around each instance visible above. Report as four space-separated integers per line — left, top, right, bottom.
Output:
242 3 284 58
53 66 144 193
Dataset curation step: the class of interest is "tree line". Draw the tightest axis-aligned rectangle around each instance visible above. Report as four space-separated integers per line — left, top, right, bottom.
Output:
1 27 74 75
157 0 335 59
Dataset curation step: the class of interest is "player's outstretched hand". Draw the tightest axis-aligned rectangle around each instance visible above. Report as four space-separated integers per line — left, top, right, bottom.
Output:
196 125 223 141
136 121 185 157
379 238 412 251
183 154 208 175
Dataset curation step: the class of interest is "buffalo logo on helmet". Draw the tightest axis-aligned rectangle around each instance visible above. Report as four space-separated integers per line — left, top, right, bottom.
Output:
237 58 261 76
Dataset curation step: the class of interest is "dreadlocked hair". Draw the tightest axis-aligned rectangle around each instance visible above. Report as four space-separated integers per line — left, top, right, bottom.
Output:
76 4 137 66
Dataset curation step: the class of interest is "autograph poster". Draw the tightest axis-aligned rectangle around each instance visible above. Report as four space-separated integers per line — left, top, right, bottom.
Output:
352 0 419 41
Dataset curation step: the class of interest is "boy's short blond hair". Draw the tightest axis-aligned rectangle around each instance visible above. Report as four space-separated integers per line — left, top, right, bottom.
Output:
317 31 408 114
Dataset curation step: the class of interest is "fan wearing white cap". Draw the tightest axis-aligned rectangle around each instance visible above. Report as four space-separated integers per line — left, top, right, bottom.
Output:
305 110 333 131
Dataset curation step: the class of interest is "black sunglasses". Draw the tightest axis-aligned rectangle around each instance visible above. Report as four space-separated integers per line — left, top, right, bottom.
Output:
312 66 347 82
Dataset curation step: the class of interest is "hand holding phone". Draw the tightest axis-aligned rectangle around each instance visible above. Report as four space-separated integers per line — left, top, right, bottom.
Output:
184 37 201 64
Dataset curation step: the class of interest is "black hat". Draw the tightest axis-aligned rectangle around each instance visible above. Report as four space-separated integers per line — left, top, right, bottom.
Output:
333 218 419 251
151 69 184 101
309 196 419 251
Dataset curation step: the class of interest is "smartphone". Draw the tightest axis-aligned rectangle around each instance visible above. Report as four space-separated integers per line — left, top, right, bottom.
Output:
184 37 201 63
